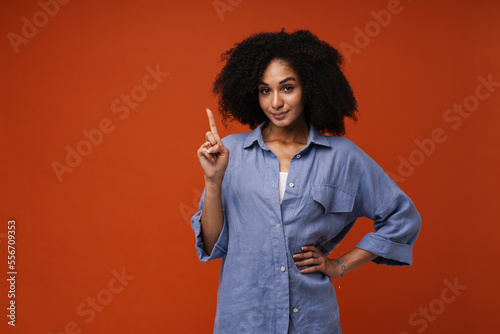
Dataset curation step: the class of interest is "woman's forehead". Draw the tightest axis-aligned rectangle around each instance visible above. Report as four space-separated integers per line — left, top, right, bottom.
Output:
260 59 298 83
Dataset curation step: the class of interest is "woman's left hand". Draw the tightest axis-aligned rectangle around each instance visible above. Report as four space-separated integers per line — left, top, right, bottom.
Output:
293 245 342 278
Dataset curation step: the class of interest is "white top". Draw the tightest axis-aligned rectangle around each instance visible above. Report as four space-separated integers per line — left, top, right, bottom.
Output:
279 172 288 204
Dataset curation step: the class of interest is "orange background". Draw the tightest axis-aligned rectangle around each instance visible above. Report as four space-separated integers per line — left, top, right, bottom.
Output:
1 0 499 333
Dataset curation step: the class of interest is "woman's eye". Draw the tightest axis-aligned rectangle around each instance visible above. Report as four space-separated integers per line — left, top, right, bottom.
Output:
260 88 270 94
283 86 294 92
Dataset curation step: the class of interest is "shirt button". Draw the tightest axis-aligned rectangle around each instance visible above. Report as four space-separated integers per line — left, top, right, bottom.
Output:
277 223 281 227
280 266 286 272
296 154 301 159
289 182 294 188
293 308 299 313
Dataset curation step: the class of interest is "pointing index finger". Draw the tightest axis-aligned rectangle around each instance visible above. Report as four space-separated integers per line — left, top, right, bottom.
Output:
206 107 221 143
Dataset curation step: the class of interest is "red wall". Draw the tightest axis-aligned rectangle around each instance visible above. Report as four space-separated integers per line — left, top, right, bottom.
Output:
1 0 499 333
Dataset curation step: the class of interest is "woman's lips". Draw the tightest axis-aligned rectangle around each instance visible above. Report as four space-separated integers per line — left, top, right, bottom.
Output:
271 111 289 119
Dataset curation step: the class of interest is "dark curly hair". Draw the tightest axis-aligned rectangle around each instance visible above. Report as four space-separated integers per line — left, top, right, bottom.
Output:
213 29 358 135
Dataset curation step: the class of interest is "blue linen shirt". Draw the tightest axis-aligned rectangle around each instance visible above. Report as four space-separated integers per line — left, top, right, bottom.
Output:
191 122 421 334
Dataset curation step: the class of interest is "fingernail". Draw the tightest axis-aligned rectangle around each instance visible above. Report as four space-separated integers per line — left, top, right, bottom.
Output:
292 254 298 258
207 147 214 153
301 246 305 250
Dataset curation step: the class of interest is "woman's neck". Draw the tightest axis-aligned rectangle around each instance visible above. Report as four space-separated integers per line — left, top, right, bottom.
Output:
262 117 309 145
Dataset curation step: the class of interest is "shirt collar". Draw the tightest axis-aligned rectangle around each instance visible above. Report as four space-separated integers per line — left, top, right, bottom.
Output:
242 121 332 150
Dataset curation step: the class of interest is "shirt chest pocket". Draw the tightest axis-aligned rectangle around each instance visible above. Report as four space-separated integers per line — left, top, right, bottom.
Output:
311 184 356 213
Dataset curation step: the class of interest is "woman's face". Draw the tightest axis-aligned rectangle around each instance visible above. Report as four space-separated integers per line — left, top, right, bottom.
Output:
258 59 305 129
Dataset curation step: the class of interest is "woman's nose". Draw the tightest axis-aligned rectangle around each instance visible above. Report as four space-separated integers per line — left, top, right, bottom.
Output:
271 92 284 109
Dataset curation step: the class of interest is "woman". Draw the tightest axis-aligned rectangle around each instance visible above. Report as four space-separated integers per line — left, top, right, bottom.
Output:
191 29 421 334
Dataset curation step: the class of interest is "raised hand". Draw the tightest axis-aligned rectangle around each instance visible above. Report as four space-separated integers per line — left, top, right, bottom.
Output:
197 108 230 183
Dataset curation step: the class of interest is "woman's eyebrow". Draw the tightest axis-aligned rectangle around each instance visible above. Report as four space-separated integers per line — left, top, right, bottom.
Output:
279 77 296 84
258 77 297 86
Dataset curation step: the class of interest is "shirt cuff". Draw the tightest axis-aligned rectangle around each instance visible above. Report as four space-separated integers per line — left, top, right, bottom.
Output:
191 210 228 262
355 232 414 266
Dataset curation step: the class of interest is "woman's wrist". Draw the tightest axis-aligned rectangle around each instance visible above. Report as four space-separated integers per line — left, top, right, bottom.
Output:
335 258 345 277
327 257 343 278
204 174 224 188
334 248 378 277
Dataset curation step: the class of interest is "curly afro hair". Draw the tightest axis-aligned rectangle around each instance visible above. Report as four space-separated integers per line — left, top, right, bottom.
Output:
213 29 358 136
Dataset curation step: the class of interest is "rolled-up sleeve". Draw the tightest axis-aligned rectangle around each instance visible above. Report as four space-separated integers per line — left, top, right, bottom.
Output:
353 150 422 266
356 191 421 266
190 190 229 262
